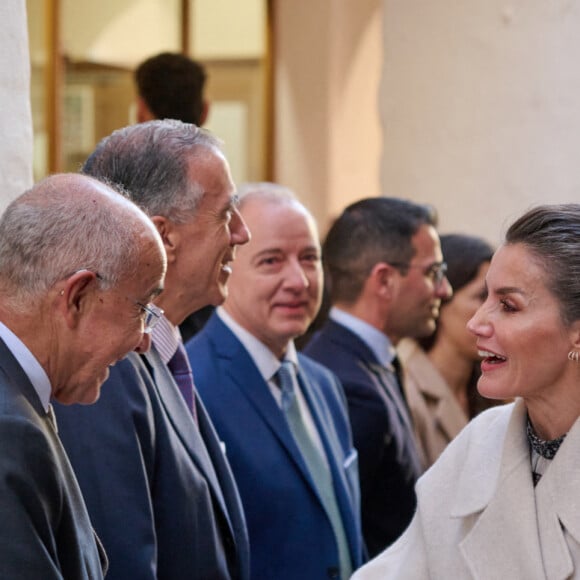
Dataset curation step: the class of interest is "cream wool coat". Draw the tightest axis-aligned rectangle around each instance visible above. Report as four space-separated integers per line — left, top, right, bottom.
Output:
352 399 580 580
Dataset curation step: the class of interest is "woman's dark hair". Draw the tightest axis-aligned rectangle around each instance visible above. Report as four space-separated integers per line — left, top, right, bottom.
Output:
506 204 580 326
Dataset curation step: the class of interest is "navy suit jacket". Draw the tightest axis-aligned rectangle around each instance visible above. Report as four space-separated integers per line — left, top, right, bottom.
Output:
186 313 364 580
54 347 250 580
0 339 105 579
304 320 423 556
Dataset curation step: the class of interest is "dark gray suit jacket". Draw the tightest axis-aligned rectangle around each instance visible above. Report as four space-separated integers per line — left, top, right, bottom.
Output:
54 347 250 580
0 339 105 579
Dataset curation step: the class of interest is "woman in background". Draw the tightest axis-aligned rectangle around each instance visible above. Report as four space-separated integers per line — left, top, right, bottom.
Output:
398 234 495 468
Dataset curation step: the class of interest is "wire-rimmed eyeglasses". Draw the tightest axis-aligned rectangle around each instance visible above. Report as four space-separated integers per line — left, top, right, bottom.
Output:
136 302 164 334
390 261 448 287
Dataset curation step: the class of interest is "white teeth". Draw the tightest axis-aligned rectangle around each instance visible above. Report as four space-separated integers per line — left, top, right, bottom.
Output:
478 350 506 361
222 264 232 274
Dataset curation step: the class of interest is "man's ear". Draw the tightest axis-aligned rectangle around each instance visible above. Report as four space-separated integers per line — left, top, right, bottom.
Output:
136 96 154 123
150 215 179 264
60 270 99 329
370 262 398 300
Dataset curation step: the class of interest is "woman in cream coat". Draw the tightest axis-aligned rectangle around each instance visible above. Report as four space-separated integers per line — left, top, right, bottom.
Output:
353 204 580 580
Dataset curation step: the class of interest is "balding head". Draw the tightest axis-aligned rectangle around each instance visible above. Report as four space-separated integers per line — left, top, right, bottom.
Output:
0 173 164 311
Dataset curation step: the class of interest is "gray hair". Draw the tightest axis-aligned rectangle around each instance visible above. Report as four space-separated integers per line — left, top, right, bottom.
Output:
0 174 153 310
236 181 298 208
82 119 224 223
505 203 580 326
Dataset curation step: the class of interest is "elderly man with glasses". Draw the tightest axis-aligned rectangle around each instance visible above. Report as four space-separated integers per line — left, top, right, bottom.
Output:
54 120 251 580
304 197 452 557
0 173 166 579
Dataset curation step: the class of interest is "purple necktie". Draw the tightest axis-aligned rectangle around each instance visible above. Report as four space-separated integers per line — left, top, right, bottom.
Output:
167 342 198 424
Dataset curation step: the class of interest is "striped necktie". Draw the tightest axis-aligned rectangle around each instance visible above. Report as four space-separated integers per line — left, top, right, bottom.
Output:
167 342 198 425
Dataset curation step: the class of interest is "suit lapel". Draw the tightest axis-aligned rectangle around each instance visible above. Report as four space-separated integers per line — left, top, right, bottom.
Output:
211 317 330 500
296 363 359 552
141 349 231 525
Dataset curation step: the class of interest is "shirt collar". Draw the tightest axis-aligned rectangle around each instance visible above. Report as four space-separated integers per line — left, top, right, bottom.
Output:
0 321 52 411
217 306 298 382
151 314 182 364
329 306 397 367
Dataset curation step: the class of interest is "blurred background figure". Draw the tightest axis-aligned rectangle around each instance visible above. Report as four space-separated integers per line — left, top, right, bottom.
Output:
398 233 497 468
135 52 209 126
135 52 213 341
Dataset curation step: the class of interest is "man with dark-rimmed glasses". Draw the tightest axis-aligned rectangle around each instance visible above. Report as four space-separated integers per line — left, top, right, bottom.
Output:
304 197 452 558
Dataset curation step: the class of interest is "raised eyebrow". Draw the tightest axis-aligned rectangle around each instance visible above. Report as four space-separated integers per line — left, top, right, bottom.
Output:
301 246 321 256
254 248 283 258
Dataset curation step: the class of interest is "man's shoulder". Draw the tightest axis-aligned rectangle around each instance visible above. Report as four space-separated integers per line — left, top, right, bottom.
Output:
54 353 157 432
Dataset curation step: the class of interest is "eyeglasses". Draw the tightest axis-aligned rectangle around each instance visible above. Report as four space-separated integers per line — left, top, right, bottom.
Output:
390 261 448 287
136 302 164 334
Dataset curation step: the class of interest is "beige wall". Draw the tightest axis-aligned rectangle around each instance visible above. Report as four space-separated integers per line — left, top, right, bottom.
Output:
273 0 382 235
381 1 580 245
1 0 33 208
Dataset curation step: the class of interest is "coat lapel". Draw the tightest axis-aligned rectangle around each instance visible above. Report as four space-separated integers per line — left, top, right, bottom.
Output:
296 363 359 555
534 416 580 580
211 317 332 502
142 349 230 525
455 400 548 579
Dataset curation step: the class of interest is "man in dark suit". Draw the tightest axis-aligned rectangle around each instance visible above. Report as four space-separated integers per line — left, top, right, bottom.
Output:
186 183 365 580
0 173 166 578
304 197 453 556
54 120 251 580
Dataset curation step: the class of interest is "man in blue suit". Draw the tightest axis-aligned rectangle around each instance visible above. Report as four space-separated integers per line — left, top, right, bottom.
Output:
54 120 251 580
0 173 166 578
186 183 364 580
304 197 452 556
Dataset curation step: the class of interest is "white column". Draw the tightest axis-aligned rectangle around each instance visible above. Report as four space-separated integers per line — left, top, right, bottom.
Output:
0 0 33 209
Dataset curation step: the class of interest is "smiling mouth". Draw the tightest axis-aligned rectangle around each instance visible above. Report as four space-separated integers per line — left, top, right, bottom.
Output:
478 349 507 364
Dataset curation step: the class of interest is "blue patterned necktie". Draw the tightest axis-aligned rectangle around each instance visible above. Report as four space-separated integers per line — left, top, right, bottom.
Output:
167 342 198 425
276 361 352 579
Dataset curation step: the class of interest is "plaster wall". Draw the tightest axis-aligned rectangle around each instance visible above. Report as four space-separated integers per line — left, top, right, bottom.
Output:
273 0 382 235
381 1 580 245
